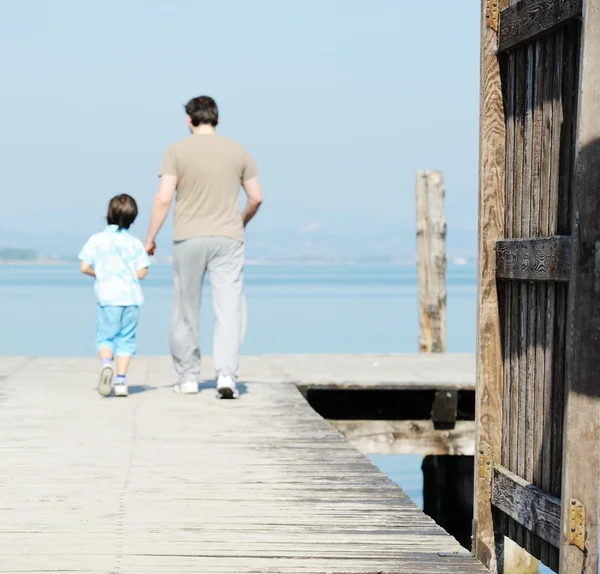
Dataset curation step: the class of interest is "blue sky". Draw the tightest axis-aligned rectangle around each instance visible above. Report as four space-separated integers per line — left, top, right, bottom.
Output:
0 0 480 258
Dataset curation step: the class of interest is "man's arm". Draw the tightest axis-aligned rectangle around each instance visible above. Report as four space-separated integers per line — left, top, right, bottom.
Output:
145 174 177 254
241 177 263 227
80 260 96 277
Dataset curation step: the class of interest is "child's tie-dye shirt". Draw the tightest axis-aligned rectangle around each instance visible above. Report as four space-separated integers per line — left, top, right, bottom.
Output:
79 225 150 306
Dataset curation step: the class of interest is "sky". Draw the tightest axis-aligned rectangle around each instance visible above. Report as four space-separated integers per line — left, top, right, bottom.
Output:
0 0 480 259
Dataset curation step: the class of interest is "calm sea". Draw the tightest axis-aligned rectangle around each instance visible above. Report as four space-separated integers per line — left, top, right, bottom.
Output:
0 262 477 356
7 262 545 565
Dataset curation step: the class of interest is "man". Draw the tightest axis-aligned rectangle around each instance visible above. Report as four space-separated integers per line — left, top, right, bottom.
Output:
145 96 263 398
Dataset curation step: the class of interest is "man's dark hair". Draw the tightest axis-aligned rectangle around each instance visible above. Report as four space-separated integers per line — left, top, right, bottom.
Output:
185 96 219 127
107 194 138 230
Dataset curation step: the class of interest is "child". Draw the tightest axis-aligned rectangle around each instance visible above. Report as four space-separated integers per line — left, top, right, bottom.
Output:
79 194 150 397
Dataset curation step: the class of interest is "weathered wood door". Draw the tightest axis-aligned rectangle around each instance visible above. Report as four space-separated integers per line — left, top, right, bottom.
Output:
475 1 600 573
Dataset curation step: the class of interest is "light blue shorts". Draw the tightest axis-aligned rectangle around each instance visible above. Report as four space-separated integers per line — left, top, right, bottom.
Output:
96 305 140 356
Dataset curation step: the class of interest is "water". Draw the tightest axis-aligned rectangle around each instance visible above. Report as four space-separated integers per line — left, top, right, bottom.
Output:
0 263 477 356
369 453 425 509
5 263 553 569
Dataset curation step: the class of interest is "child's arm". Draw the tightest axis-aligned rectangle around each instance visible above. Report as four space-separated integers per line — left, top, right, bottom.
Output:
135 239 151 280
80 260 96 278
78 237 97 278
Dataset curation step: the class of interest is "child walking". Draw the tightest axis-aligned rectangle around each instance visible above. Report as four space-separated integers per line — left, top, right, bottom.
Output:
79 194 150 397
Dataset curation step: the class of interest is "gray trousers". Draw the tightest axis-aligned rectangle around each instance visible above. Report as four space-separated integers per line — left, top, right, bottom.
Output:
170 237 246 383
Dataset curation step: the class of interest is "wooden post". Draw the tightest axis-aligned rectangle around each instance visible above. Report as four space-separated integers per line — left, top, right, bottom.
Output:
560 0 600 571
474 0 507 571
416 170 447 353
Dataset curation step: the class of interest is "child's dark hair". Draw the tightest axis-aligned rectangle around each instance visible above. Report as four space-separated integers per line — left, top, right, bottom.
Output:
107 194 138 229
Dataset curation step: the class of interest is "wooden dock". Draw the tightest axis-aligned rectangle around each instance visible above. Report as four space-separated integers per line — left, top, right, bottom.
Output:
0 355 486 573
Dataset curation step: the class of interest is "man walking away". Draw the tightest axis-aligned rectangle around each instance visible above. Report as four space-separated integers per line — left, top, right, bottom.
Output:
145 96 263 398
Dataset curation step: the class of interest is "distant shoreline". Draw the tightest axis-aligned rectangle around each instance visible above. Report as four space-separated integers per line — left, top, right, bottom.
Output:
0 259 74 266
0 258 476 267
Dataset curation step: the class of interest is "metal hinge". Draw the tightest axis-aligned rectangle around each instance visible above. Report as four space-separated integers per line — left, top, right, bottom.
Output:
478 441 492 480
486 0 499 32
568 499 586 551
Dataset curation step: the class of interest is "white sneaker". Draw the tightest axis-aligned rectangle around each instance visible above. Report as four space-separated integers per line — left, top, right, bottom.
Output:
98 365 114 397
173 381 199 394
114 383 128 397
217 375 239 399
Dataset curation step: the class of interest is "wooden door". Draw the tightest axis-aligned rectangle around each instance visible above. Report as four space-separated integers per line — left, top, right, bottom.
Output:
475 1 600 573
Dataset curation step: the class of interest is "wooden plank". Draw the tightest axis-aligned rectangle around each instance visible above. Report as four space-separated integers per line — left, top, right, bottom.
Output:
543 284 559 573
558 22 579 236
548 25 577 573
495 236 572 281
517 41 535 554
297 381 474 392
538 33 556 570
329 420 475 456
499 0 583 52
531 46 548 560
549 29 566 505
0 357 31 381
0 355 477 390
550 31 565 236
548 36 566 574
529 39 544 243
500 50 516 554
512 55 525 208
416 171 447 353
502 11 523 552
551 287 567 500
503 14 520 552
539 33 555 240
0 357 490 574
525 39 544 561
528 37 546 563
560 1 600 571
507 44 525 549
266 353 477 389
475 0 507 570
533 295 549 563
510 44 528 552
491 465 561 547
